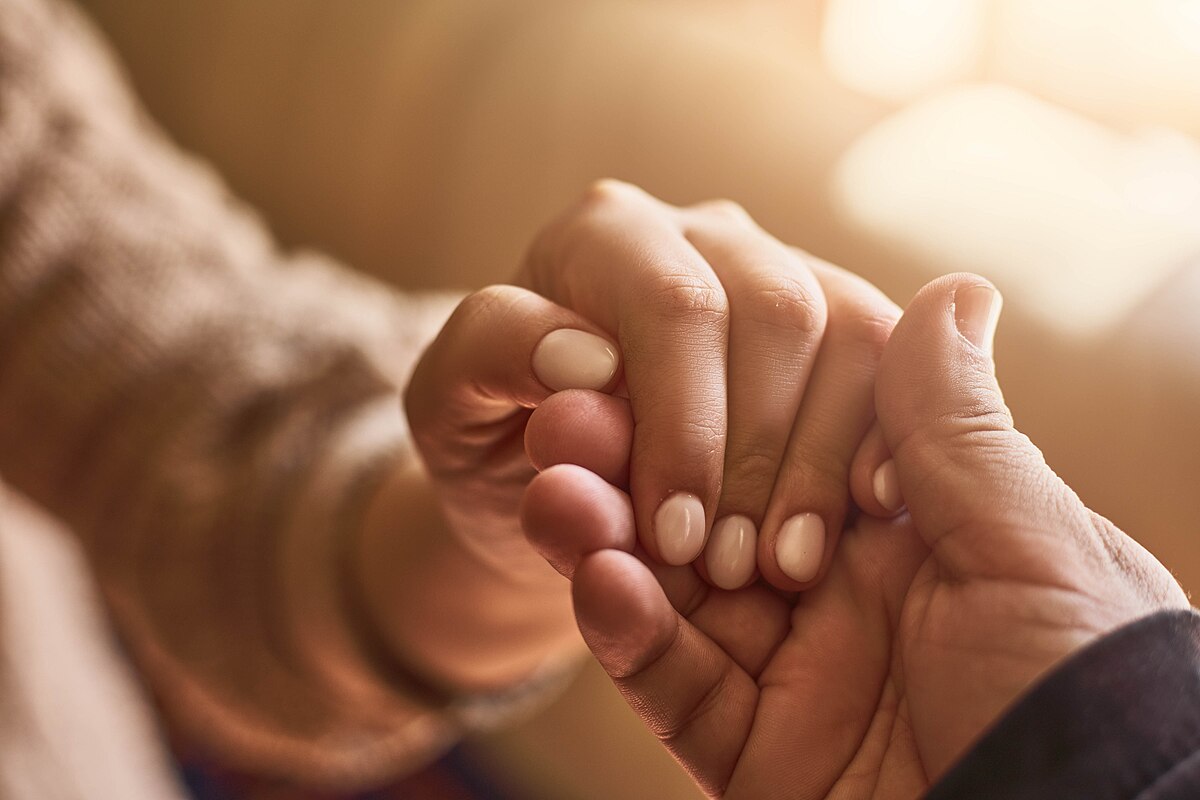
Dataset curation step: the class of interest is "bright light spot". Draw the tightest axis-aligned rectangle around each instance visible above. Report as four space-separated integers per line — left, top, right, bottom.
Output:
834 85 1200 338
992 0 1200 132
1163 0 1200 53
1121 130 1200 216
820 0 987 103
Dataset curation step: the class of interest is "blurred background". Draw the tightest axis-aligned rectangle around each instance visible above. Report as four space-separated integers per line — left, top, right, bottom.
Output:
55 0 1200 796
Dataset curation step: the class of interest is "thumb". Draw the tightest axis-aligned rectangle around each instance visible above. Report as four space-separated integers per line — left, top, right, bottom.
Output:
875 274 1090 580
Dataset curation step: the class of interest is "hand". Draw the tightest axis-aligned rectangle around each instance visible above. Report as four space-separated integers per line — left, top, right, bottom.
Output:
363 181 899 692
523 273 1189 797
516 181 903 590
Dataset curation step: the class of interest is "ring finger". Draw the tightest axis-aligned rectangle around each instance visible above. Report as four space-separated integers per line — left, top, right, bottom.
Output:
757 257 901 590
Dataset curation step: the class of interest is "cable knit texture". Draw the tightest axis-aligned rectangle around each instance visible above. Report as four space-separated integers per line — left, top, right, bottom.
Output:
0 0 470 788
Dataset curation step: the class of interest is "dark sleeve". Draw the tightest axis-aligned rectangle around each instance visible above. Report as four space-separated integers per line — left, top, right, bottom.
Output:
927 609 1200 800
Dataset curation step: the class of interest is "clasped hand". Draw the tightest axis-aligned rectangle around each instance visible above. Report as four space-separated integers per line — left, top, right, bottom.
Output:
403 181 1187 799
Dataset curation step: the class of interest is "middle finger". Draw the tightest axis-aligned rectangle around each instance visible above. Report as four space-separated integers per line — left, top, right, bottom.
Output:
682 202 828 590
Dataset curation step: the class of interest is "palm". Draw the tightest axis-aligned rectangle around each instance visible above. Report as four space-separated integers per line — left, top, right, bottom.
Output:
638 510 1114 800
737 516 929 800
614 513 996 798
631 514 924 799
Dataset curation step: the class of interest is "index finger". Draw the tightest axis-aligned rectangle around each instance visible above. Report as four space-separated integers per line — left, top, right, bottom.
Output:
520 180 728 566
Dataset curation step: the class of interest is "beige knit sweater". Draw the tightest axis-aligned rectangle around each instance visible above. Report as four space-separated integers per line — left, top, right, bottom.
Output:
0 0 477 790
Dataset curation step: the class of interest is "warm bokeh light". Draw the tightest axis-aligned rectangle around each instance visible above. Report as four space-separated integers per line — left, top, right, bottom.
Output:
835 85 1200 336
991 0 1200 134
820 0 1200 338
43 2 1200 798
820 0 987 102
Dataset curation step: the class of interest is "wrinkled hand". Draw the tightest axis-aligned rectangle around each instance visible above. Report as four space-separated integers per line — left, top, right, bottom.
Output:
523 274 1189 797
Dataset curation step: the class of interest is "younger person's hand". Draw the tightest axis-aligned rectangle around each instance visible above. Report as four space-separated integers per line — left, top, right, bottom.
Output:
516 183 901 591
369 181 897 694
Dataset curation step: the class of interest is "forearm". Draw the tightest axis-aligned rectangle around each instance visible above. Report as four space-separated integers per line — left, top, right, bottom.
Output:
0 0 471 786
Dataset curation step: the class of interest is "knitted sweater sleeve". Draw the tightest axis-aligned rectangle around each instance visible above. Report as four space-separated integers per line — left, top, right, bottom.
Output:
0 0 470 788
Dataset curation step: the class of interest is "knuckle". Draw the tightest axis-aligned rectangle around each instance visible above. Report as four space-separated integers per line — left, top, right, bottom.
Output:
720 447 780 513
545 180 652 269
452 284 531 330
938 398 1016 436
724 425 789 483
455 284 508 319
788 453 850 501
581 177 639 210
742 277 826 337
777 433 851 503
725 448 780 484
895 410 1024 492
645 274 730 324
836 307 898 360
698 198 754 226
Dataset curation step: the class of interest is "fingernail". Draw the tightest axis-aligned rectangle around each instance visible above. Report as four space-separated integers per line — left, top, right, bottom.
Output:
532 329 619 391
776 513 825 583
954 285 1002 357
705 515 757 590
872 459 904 513
655 493 707 566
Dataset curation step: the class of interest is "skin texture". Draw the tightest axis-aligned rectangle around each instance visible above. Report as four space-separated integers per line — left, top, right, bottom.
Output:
523 273 1190 798
515 183 900 587
366 182 900 692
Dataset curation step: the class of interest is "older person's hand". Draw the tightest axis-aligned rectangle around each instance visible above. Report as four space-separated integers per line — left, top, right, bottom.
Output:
523 273 1189 797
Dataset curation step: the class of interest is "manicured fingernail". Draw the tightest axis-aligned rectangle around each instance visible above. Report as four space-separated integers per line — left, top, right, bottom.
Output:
776 513 825 583
954 285 1002 356
532 329 619 391
872 459 904 513
655 493 707 566
705 515 757 590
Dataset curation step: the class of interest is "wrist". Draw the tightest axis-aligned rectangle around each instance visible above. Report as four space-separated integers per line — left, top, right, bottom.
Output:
275 399 418 709
351 460 583 695
928 609 1200 800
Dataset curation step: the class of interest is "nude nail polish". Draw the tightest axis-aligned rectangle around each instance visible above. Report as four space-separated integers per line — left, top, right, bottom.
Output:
531 329 619 391
705 515 757 590
872 459 904 513
655 493 707 566
776 513 825 583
